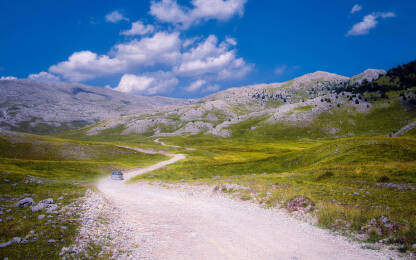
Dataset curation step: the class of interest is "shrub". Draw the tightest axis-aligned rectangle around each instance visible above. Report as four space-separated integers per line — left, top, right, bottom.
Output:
377 175 390 183
316 171 334 181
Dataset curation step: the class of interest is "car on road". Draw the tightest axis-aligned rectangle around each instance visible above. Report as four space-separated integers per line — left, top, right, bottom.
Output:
111 171 124 180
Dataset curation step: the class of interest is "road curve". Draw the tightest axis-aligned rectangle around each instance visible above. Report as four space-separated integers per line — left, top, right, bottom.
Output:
96 145 400 260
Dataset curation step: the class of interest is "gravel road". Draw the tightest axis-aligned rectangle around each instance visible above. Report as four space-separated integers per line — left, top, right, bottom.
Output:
96 147 401 260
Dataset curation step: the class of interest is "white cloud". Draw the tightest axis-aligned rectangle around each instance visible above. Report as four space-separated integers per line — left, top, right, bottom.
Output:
274 65 287 75
114 72 178 95
350 4 362 14
185 79 206 92
114 32 181 67
176 35 252 80
150 0 247 29
49 51 124 81
49 32 181 81
49 31 251 85
347 12 396 36
379 12 396 18
225 37 237 46
105 10 129 23
0 76 17 80
183 37 200 48
28 71 60 82
121 21 155 36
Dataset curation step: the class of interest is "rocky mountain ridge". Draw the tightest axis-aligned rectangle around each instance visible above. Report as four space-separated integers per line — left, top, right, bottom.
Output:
82 69 387 138
0 68 388 135
0 79 191 133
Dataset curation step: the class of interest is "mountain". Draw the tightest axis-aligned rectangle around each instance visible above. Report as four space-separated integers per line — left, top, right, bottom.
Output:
349 69 386 85
2 62 415 138
0 79 190 134
77 67 410 139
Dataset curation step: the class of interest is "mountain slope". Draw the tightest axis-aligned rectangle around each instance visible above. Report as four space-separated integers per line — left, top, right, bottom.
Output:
0 79 190 134
78 68 396 139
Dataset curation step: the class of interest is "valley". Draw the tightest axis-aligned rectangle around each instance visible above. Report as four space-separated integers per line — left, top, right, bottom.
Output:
1 60 416 259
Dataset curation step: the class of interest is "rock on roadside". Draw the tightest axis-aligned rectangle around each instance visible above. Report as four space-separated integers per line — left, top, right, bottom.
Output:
0 237 28 248
14 198 35 207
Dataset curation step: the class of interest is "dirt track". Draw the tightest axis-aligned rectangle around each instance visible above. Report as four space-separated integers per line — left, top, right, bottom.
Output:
97 147 400 260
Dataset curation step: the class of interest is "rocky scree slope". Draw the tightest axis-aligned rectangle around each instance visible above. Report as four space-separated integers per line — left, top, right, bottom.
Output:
85 69 387 138
0 79 190 134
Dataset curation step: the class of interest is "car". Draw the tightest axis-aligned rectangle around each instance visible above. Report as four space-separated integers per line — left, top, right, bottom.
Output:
111 171 124 180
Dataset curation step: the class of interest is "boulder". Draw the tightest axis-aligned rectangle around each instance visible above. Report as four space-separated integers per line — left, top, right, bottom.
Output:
40 198 54 204
361 216 399 236
45 204 59 213
15 197 35 207
285 196 314 212
0 237 28 248
31 203 46 212
31 199 58 212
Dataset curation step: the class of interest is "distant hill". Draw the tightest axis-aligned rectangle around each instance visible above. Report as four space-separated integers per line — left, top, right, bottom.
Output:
3 61 415 138
0 79 190 134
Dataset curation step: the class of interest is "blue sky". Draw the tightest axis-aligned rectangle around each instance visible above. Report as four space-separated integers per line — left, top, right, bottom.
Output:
0 0 415 98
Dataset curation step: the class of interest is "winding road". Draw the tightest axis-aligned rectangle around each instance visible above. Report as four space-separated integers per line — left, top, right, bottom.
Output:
97 143 400 259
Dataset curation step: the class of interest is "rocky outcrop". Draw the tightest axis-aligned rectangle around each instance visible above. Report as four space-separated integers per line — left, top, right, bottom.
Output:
350 69 386 85
0 79 189 133
14 197 35 207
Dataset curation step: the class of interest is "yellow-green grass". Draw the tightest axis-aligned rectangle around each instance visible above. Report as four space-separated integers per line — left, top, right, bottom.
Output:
0 131 168 259
50 92 416 249
54 124 178 152
230 100 416 141
132 135 416 248
0 172 84 259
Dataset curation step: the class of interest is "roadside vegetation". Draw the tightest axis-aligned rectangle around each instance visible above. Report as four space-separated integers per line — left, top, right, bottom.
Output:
0 131 167 259
132 134 416 251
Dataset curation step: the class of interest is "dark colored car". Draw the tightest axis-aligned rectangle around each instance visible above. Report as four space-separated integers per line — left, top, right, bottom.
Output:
111 171 124 180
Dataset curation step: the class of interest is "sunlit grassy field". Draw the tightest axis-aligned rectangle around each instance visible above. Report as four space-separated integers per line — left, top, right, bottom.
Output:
0 131 167 259
130 134 416 248
9 92 416 252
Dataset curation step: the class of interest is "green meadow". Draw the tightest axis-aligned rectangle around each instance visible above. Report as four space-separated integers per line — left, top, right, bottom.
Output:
0 131 166 259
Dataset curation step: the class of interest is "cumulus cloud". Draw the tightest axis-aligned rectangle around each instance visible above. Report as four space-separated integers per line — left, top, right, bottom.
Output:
347 12 395 36
49 32 181 81
121 21 155 36
350 4 362 14
48 32 250 87
114 72 178 95
225 37 237 46
185 79 206 92
28 71 60 82
105 10 129 23
150 0 247 29
176 35 252 79
114 32 181 66
41 6 251 96
49 51 125 81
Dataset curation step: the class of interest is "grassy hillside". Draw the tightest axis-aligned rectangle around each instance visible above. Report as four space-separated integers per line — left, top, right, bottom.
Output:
228 100 416 140
0 131 167 259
